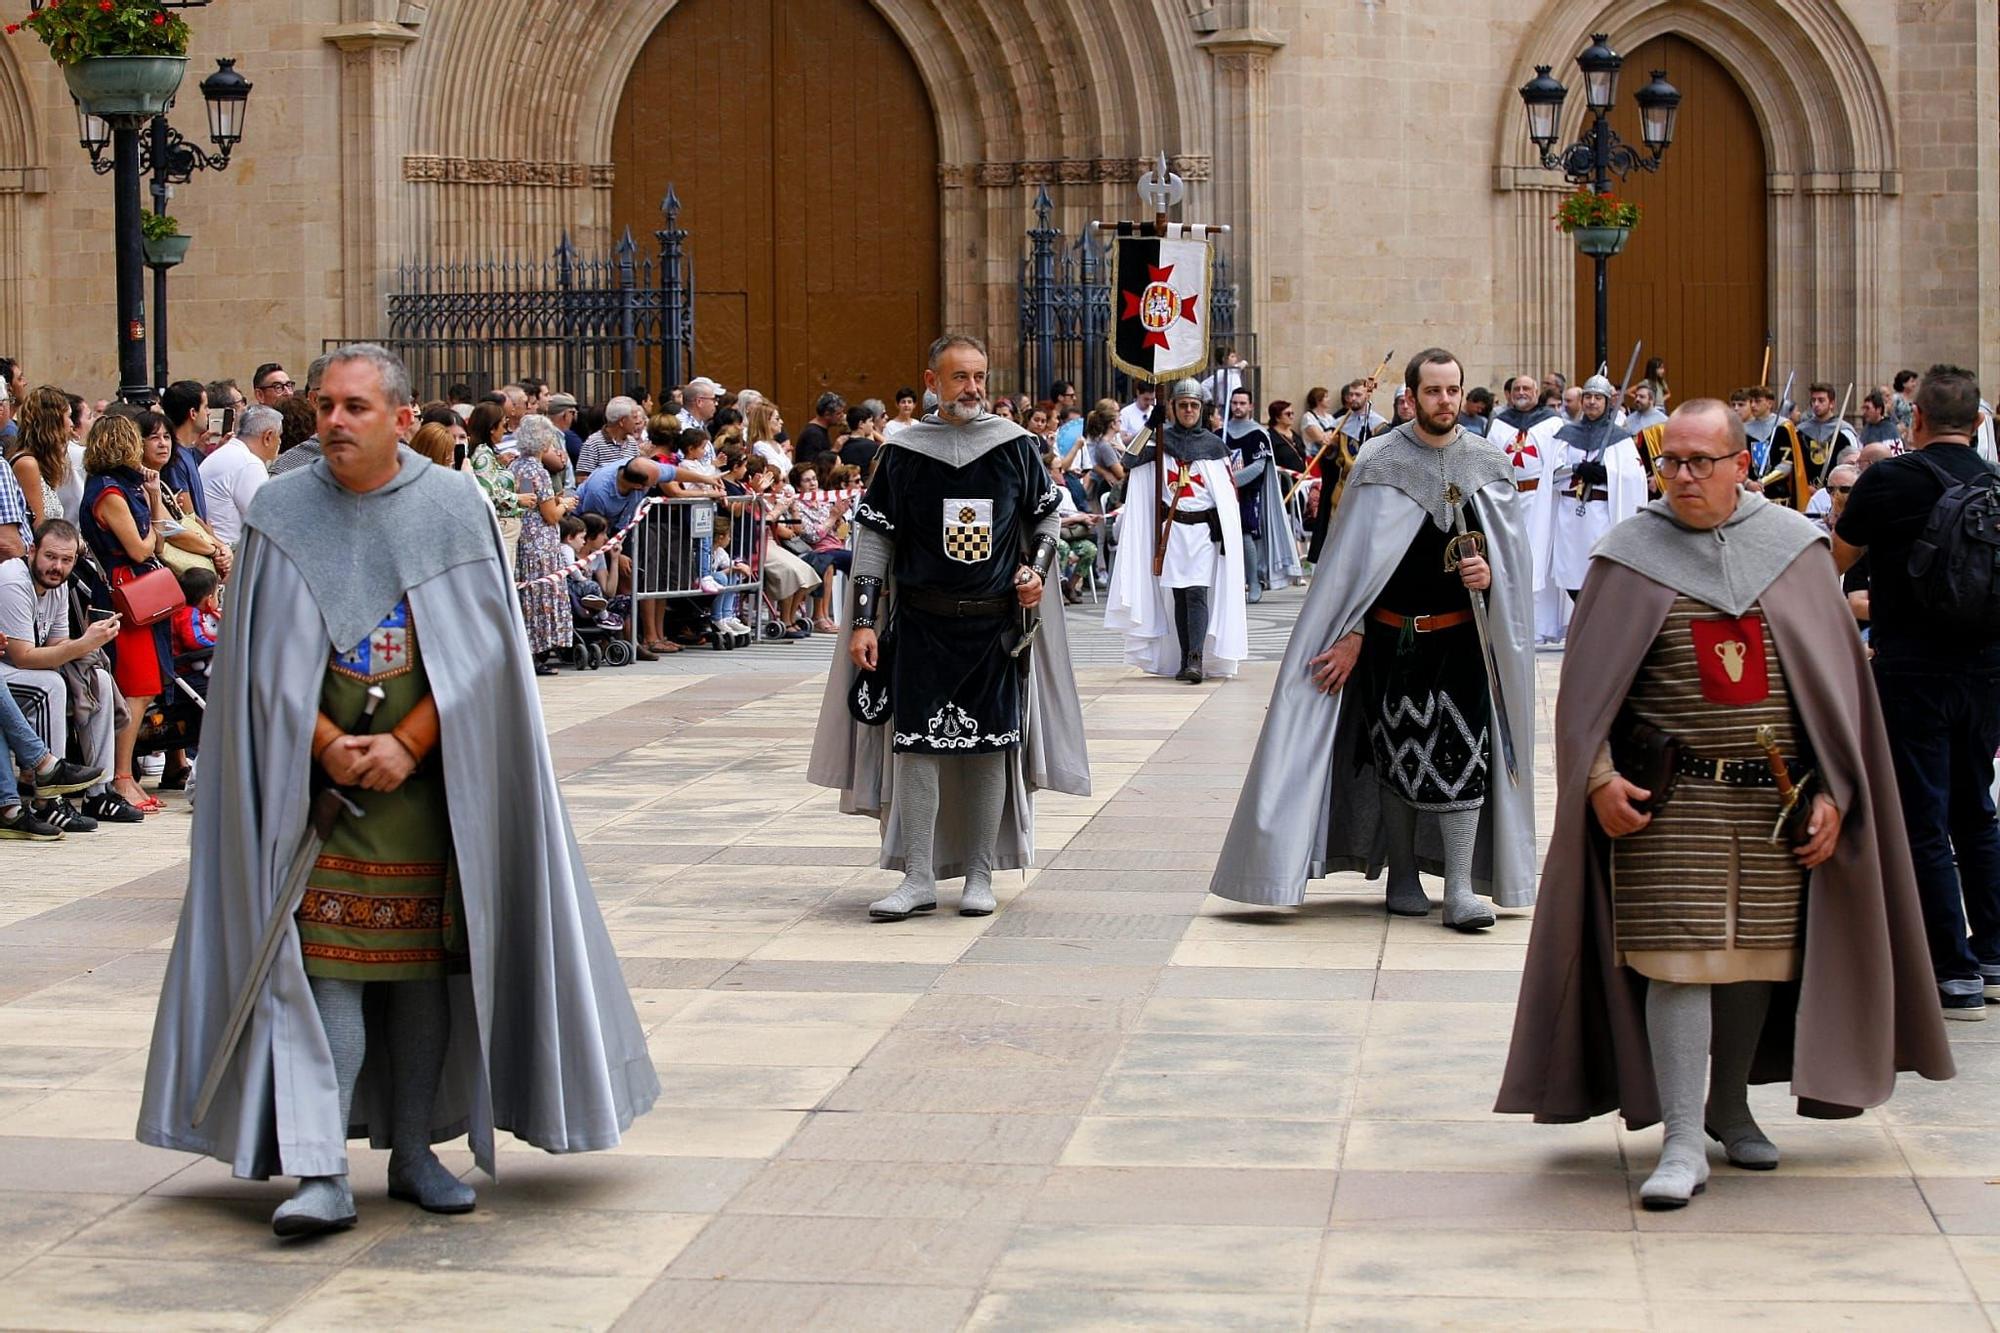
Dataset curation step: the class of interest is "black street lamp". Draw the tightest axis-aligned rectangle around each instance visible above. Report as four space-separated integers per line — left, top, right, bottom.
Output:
1519 34 1681 370
75 55 253 398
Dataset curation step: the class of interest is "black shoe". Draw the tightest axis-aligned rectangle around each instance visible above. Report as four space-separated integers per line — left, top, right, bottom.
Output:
156 762 192 791
38 799 97 833
0 804 62 840
23 757 103 798
82 791 145 824
1942 990 1987 1022
534 657 558 677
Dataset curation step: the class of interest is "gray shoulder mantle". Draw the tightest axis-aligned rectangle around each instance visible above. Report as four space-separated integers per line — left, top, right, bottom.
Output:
246 447 499 653
1346 424 1513 530
889 414 1033 468
1591 492 1827 616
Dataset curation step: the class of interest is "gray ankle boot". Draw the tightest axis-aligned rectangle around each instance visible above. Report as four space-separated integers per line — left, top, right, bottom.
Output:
1640 980 1713 1209
1379 794 1430 916
873 755 940 920
1438 807 1495 932
958 754 1006 917
274 977 365 1238
1706 982 1780 1170
386 979 476 1214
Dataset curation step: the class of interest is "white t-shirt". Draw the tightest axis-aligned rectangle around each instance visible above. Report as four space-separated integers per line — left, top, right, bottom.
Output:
0 557 66 653
1118 400 1156 440
882 418 917 439
199 437 268 547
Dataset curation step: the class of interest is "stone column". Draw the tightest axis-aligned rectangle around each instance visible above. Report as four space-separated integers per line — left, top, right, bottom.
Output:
1196 27 1285 343
323 15 419 340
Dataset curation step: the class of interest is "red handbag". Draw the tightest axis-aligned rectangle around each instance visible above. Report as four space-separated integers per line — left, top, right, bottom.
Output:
110 562 186 627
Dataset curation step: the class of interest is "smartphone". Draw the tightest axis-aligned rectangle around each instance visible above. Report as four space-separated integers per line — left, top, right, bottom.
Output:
206 407 226 437
87 608 117 624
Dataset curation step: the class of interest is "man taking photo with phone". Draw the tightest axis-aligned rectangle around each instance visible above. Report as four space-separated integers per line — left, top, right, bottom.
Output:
0 518 140 828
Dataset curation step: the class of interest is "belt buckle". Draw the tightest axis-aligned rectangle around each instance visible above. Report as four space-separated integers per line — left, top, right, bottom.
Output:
1403 614 1421 633
1710 758 1728 782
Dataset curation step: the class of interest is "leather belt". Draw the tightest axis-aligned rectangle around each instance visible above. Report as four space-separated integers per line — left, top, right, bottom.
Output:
1516 479 1540 492
1370 608 1473 634
1573 487 1610 502
1172 507 1220 524
1673 749 1792 788
899 586 1014 618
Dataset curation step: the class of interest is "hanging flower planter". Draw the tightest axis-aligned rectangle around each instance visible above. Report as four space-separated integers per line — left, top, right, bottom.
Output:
18 1 194 119
140 212 188 267
1555 188 1641 258
1571 226 1631 257
63 55 187 118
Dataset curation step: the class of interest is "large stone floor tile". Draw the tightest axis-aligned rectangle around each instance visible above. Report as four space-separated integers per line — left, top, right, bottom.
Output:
963 937 1181 966
1921 1177 2000 1234
4 1255 333 1331
352 1207 707 1277
710 959 945 991
0 1137 191 1195
663 1213 1015 1286
1170 939 1382 970
647 1022 890 1067
745 931 975 965
928 963 1161 998
968 1288 1311 1330
727 1159 1044 1221
1316 1229 1644 1300
1110 1031 1360 1075
0 1191 128 1275
1090 1068 1350 1120
1028 1165 1336 1228
1636 1232 1976 1302
53 1194 405 1265
270 1268 654 1332
1061 1115 1342 1170
1951 1235 2000 1301
1894 1125 2000 1177
825 1065 1102 1114
471 1152 761 1214
860 1025 1125 1072
1307 1296 1647 1330
898 991 1146 1030
1136 996 1371 1037
780 1110 1077 1165
673 989 917 1026
646 1063 848 1110
1631 1175 1941 1233
1652 1302 1993 1333
1329 1170 1636 1231
4 1087 145 1140
607 1107 807 1157
613 1278 976 1332
1150 966 1377 1000
1342 1117 1623 1173
988 1221 1320 1294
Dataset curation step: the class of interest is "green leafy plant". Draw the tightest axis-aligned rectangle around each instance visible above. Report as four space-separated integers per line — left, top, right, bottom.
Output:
11 1 192 65
139 211 179 242
1554 189 1641 232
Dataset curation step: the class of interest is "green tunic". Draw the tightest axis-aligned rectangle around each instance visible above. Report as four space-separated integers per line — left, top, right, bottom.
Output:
295 597 466 980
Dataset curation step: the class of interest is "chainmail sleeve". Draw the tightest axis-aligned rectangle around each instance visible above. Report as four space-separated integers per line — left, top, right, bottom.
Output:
852 523 892 581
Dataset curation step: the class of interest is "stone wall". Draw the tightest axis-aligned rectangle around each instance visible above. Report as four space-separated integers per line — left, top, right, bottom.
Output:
4 0 1993 409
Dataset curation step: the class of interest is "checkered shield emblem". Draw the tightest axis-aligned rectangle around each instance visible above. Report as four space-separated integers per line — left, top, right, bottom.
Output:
942 498 994 565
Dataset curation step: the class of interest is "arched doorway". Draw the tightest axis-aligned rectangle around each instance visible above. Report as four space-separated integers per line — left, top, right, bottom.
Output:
609 0 941 415
1573 34 1767 404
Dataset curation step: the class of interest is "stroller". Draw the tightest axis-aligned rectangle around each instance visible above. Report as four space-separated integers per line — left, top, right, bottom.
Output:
562 580 635 669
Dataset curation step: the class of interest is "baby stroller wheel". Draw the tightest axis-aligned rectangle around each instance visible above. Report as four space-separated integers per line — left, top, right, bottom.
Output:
586 641 603 669
604 638 635 667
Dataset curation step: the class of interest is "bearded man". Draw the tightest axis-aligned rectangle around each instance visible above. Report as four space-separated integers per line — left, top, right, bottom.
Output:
1498 398 1952 1210
1211 348 1536 930
138 344 657 1237
1106 379 1248 683
810 335 1089 921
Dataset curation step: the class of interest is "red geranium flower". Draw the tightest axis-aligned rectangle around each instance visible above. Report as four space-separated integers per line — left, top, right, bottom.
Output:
150 10 164 21
3 23 16 33
98 0 113 10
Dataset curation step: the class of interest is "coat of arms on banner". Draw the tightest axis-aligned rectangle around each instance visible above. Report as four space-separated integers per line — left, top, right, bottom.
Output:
1110 233 1212 381
942 498 994 565
332 597 415 682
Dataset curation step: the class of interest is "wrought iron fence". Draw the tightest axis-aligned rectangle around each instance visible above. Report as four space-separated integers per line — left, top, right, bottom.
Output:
1016 185 1251 408
346 187 697 407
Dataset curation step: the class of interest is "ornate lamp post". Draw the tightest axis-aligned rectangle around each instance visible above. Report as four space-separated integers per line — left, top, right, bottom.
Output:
1519 34 1682 370
75 54 252 397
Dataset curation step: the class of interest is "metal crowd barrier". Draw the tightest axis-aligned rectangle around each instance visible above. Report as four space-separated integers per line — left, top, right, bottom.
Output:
626 494 771 650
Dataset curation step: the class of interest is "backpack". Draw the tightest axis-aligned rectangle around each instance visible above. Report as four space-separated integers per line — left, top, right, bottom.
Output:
1905 451 2000 626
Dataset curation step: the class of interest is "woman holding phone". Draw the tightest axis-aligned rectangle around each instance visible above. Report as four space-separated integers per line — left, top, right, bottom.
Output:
81 414 173 813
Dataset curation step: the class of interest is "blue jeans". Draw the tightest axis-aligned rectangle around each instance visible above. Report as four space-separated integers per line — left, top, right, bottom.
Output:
1873 651 2000 989
0 683 50 809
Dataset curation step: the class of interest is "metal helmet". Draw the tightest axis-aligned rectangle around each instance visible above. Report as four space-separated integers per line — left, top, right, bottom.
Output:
1169 378 1205 404
1581 374 1616 398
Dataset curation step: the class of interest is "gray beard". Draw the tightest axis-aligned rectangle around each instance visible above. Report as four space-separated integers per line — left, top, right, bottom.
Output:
941 397 984 424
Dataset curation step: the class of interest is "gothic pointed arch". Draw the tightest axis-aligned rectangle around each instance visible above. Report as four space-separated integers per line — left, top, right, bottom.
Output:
1492 0 1898 387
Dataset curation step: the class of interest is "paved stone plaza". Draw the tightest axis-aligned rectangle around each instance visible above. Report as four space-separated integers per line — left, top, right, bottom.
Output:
2 590 1997 1330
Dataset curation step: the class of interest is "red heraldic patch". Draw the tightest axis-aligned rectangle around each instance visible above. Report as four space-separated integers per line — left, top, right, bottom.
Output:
1690 614 1769 705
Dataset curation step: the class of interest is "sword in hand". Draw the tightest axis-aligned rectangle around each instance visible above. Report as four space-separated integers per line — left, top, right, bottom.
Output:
1442 484 1519 787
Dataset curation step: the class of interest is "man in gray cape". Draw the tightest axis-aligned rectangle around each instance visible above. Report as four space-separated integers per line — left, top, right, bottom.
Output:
808 334 1090 921
1210 348 1537 928
137 345 658 1237
1224 386 1303 603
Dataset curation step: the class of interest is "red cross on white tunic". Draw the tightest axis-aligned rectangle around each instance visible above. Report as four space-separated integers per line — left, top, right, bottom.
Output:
1169 462 1206 500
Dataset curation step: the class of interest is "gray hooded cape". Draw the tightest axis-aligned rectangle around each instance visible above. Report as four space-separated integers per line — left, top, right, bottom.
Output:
808 414 1092 877
1226 417 1305 588
1497 494 1953 1123
1209 425 1539 907
137 449 658 1180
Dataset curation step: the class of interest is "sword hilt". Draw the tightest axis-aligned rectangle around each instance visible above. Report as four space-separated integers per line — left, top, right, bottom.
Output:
1754 724 1796 798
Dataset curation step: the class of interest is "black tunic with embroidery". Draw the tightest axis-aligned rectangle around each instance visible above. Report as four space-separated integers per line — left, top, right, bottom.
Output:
1358 504 1491 811
855 432 1061 753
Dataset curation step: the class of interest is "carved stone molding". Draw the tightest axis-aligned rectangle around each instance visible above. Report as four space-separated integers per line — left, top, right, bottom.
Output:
402 155 614 188
938 155 1214 189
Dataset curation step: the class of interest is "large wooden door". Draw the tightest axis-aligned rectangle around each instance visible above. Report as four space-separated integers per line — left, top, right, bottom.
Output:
611 0 941 416
1575 35 1767 404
